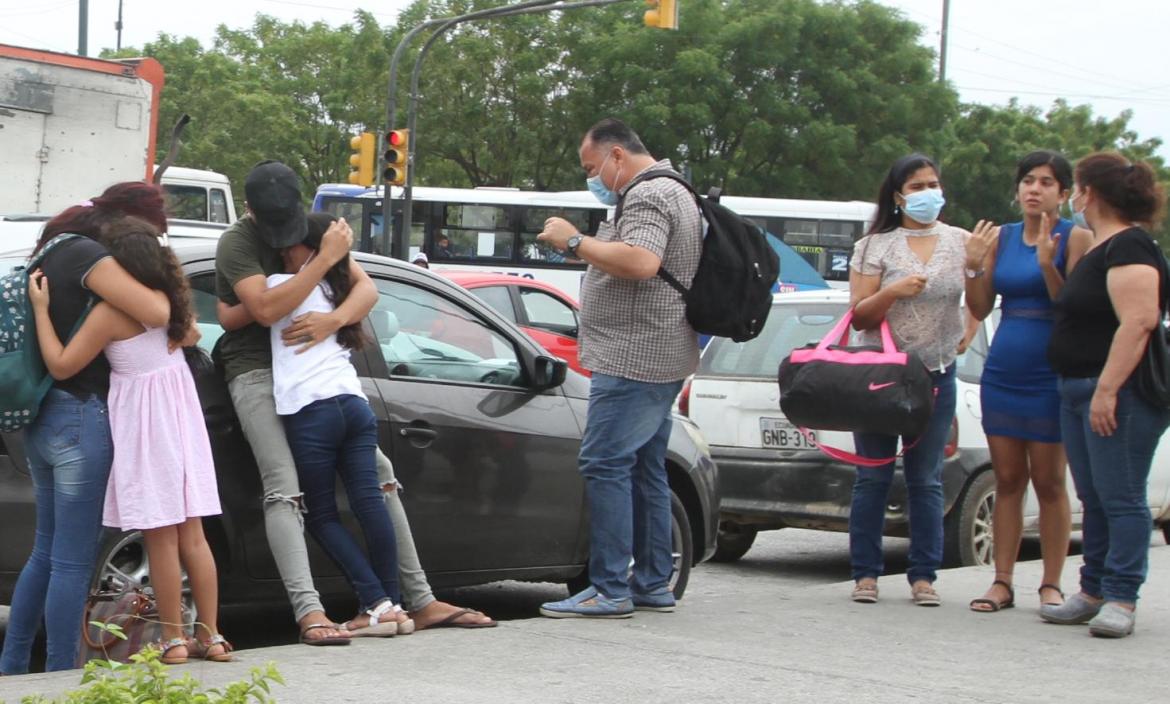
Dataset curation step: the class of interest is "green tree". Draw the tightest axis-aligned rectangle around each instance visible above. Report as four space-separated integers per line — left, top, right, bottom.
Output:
940 99 1170 252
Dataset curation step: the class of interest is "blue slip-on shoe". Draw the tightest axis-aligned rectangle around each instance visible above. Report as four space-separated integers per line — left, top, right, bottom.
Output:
539 586 634 619
1088 603 1136 638
631 587 676 612
1039 592 1102 625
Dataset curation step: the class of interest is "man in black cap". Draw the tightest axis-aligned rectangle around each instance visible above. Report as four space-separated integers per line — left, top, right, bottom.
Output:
216 161 494 645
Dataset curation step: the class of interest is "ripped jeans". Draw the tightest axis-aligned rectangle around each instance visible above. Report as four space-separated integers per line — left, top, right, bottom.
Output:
228 369 434 621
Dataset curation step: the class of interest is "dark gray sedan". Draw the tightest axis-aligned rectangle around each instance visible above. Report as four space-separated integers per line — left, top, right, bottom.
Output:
0 243 718 611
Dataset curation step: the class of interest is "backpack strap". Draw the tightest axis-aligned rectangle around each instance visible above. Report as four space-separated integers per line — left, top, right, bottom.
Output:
27 233 86 270
612 170 702 297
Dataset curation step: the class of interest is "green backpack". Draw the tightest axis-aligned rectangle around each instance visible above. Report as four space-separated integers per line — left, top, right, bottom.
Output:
0 234 87 432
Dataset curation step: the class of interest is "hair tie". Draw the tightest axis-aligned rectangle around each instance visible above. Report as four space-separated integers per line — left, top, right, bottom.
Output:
79 200 94 207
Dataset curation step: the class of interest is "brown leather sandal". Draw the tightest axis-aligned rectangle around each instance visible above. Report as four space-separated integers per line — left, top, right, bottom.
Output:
969 579 1014 612
1038 583 1065 606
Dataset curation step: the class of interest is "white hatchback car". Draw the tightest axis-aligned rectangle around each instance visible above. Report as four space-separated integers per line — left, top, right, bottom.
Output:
686 291 977 565
685 290 1170 566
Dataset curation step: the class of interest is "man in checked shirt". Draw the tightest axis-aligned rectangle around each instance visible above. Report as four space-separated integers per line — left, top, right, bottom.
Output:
537 118 702 619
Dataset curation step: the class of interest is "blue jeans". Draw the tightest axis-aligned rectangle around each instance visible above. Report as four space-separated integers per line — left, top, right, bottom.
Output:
1060 377 1170 604
849 365 956 584
0 390 112 674
283 395 401 610
579 373 684 600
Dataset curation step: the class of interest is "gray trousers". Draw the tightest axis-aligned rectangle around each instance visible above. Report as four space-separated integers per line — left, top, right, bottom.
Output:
227 369 435 621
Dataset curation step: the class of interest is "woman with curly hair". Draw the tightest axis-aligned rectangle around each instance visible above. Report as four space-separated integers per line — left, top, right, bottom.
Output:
0 183 174 674
26 215 230 664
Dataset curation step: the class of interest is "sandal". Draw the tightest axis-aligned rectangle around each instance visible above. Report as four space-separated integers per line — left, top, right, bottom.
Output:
1038 583 1065 606
970 579 1015 613
341 600 406 638
911 582 941 607
158 637 189 665
851 580 879 604
192 634 234 663
300 623 350 646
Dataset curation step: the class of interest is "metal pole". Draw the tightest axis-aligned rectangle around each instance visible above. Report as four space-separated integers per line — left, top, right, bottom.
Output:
396 0 633 260
383 0 563 259
116 0 125 52
939 0 951 82
78 0 89 56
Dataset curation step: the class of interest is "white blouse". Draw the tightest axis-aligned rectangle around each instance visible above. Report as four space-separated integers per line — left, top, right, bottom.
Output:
850 222 970 372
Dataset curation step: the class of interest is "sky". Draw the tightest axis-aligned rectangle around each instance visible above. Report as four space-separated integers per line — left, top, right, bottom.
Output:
3 0 1168 160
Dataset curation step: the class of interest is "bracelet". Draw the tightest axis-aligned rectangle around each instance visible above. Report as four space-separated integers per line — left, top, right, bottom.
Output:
965 267 985 279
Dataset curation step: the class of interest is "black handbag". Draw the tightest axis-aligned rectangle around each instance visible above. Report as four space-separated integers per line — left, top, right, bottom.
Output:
1135 252 1170 408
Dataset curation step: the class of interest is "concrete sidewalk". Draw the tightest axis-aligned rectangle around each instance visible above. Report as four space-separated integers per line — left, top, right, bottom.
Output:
2 547 1168 704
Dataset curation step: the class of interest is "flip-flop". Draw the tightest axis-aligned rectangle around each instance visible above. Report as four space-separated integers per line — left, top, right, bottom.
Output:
300 623 351 646
427 607 498 629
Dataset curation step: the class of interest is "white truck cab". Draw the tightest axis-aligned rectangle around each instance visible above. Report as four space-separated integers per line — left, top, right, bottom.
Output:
159 167 237 224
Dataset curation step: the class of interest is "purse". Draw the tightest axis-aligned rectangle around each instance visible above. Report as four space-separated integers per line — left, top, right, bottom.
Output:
778 308 935 438
1134 253 1170 408
76 585 190 666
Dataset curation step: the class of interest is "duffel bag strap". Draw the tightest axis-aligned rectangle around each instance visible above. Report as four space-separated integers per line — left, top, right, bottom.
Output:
796 428 921 467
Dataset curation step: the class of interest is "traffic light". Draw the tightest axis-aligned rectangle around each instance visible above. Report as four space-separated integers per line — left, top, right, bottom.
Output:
383 129 410 187
643 0 679 30
348 132 375 186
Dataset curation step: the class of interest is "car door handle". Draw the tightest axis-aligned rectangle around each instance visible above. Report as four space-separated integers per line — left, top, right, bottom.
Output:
399 427 438 440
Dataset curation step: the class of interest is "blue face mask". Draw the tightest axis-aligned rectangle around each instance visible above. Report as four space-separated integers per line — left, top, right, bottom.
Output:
1069 194 1089 229
901 188 946 224
586 153 620 206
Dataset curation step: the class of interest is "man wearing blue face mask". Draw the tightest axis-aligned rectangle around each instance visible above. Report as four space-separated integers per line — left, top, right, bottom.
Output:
536 118 702 619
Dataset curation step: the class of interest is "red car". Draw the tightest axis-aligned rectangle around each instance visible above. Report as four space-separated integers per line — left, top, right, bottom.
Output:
440 272 588 376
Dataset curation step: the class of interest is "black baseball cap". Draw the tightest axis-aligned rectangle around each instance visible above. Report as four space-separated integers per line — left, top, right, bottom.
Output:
244 160 307 248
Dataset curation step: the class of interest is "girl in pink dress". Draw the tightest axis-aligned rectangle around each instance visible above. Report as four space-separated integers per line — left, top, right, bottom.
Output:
28 216 230 664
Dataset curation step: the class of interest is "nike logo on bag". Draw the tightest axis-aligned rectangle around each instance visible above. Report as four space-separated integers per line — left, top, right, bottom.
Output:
868 382 896 391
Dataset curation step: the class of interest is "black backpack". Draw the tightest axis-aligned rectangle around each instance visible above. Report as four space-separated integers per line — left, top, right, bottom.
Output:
615 171 780 342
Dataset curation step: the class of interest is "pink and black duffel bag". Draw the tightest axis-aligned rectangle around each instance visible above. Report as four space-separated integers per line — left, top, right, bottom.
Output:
777 309 934 438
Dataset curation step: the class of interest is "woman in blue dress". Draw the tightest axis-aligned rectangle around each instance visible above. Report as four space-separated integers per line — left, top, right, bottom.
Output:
963 151 1093 612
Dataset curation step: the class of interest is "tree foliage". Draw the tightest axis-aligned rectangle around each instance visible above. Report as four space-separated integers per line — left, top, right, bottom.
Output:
102 0 1168 250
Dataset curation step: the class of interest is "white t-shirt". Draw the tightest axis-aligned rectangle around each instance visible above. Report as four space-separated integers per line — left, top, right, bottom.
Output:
268 273 367 415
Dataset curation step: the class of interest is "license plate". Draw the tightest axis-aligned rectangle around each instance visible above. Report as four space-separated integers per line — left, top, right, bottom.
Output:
760 417 816 449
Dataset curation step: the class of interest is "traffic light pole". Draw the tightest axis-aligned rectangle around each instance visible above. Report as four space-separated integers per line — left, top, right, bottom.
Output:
386 0 637 261
382 0 562 259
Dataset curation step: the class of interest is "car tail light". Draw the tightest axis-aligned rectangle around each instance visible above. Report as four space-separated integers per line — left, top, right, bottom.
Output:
678 378 692 417
943 416 959 458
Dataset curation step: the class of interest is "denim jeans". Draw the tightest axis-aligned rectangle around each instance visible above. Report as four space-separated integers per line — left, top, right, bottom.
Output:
229 370 431 620
283 394 401 610
579 373 684 601
1060 377 1170 604
849 365 957 584
0 390 112 674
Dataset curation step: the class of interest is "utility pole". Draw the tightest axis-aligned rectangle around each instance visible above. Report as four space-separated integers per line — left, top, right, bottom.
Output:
939 0 950 82
116 0 125 52
78 0 89 56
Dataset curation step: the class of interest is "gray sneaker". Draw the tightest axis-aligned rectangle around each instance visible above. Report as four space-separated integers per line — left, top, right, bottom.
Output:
1088 603 1136 638
1039 592 1102 625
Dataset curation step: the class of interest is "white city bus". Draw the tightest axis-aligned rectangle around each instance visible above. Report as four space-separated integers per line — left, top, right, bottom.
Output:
313 183 875 299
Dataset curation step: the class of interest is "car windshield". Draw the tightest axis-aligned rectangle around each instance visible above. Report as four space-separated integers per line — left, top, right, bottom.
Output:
700 301 849 378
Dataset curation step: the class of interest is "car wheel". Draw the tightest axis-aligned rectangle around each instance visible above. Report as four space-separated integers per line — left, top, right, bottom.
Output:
710 522 758 563
565 490 694 600
92 530 196 618
944 469 996 567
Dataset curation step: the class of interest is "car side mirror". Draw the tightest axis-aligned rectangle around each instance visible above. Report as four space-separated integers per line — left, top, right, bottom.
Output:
532 355 567 390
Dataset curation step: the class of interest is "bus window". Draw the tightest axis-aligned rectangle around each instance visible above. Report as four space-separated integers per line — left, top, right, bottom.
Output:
443 204 513 259
319 197 367 250
519 206 596 264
